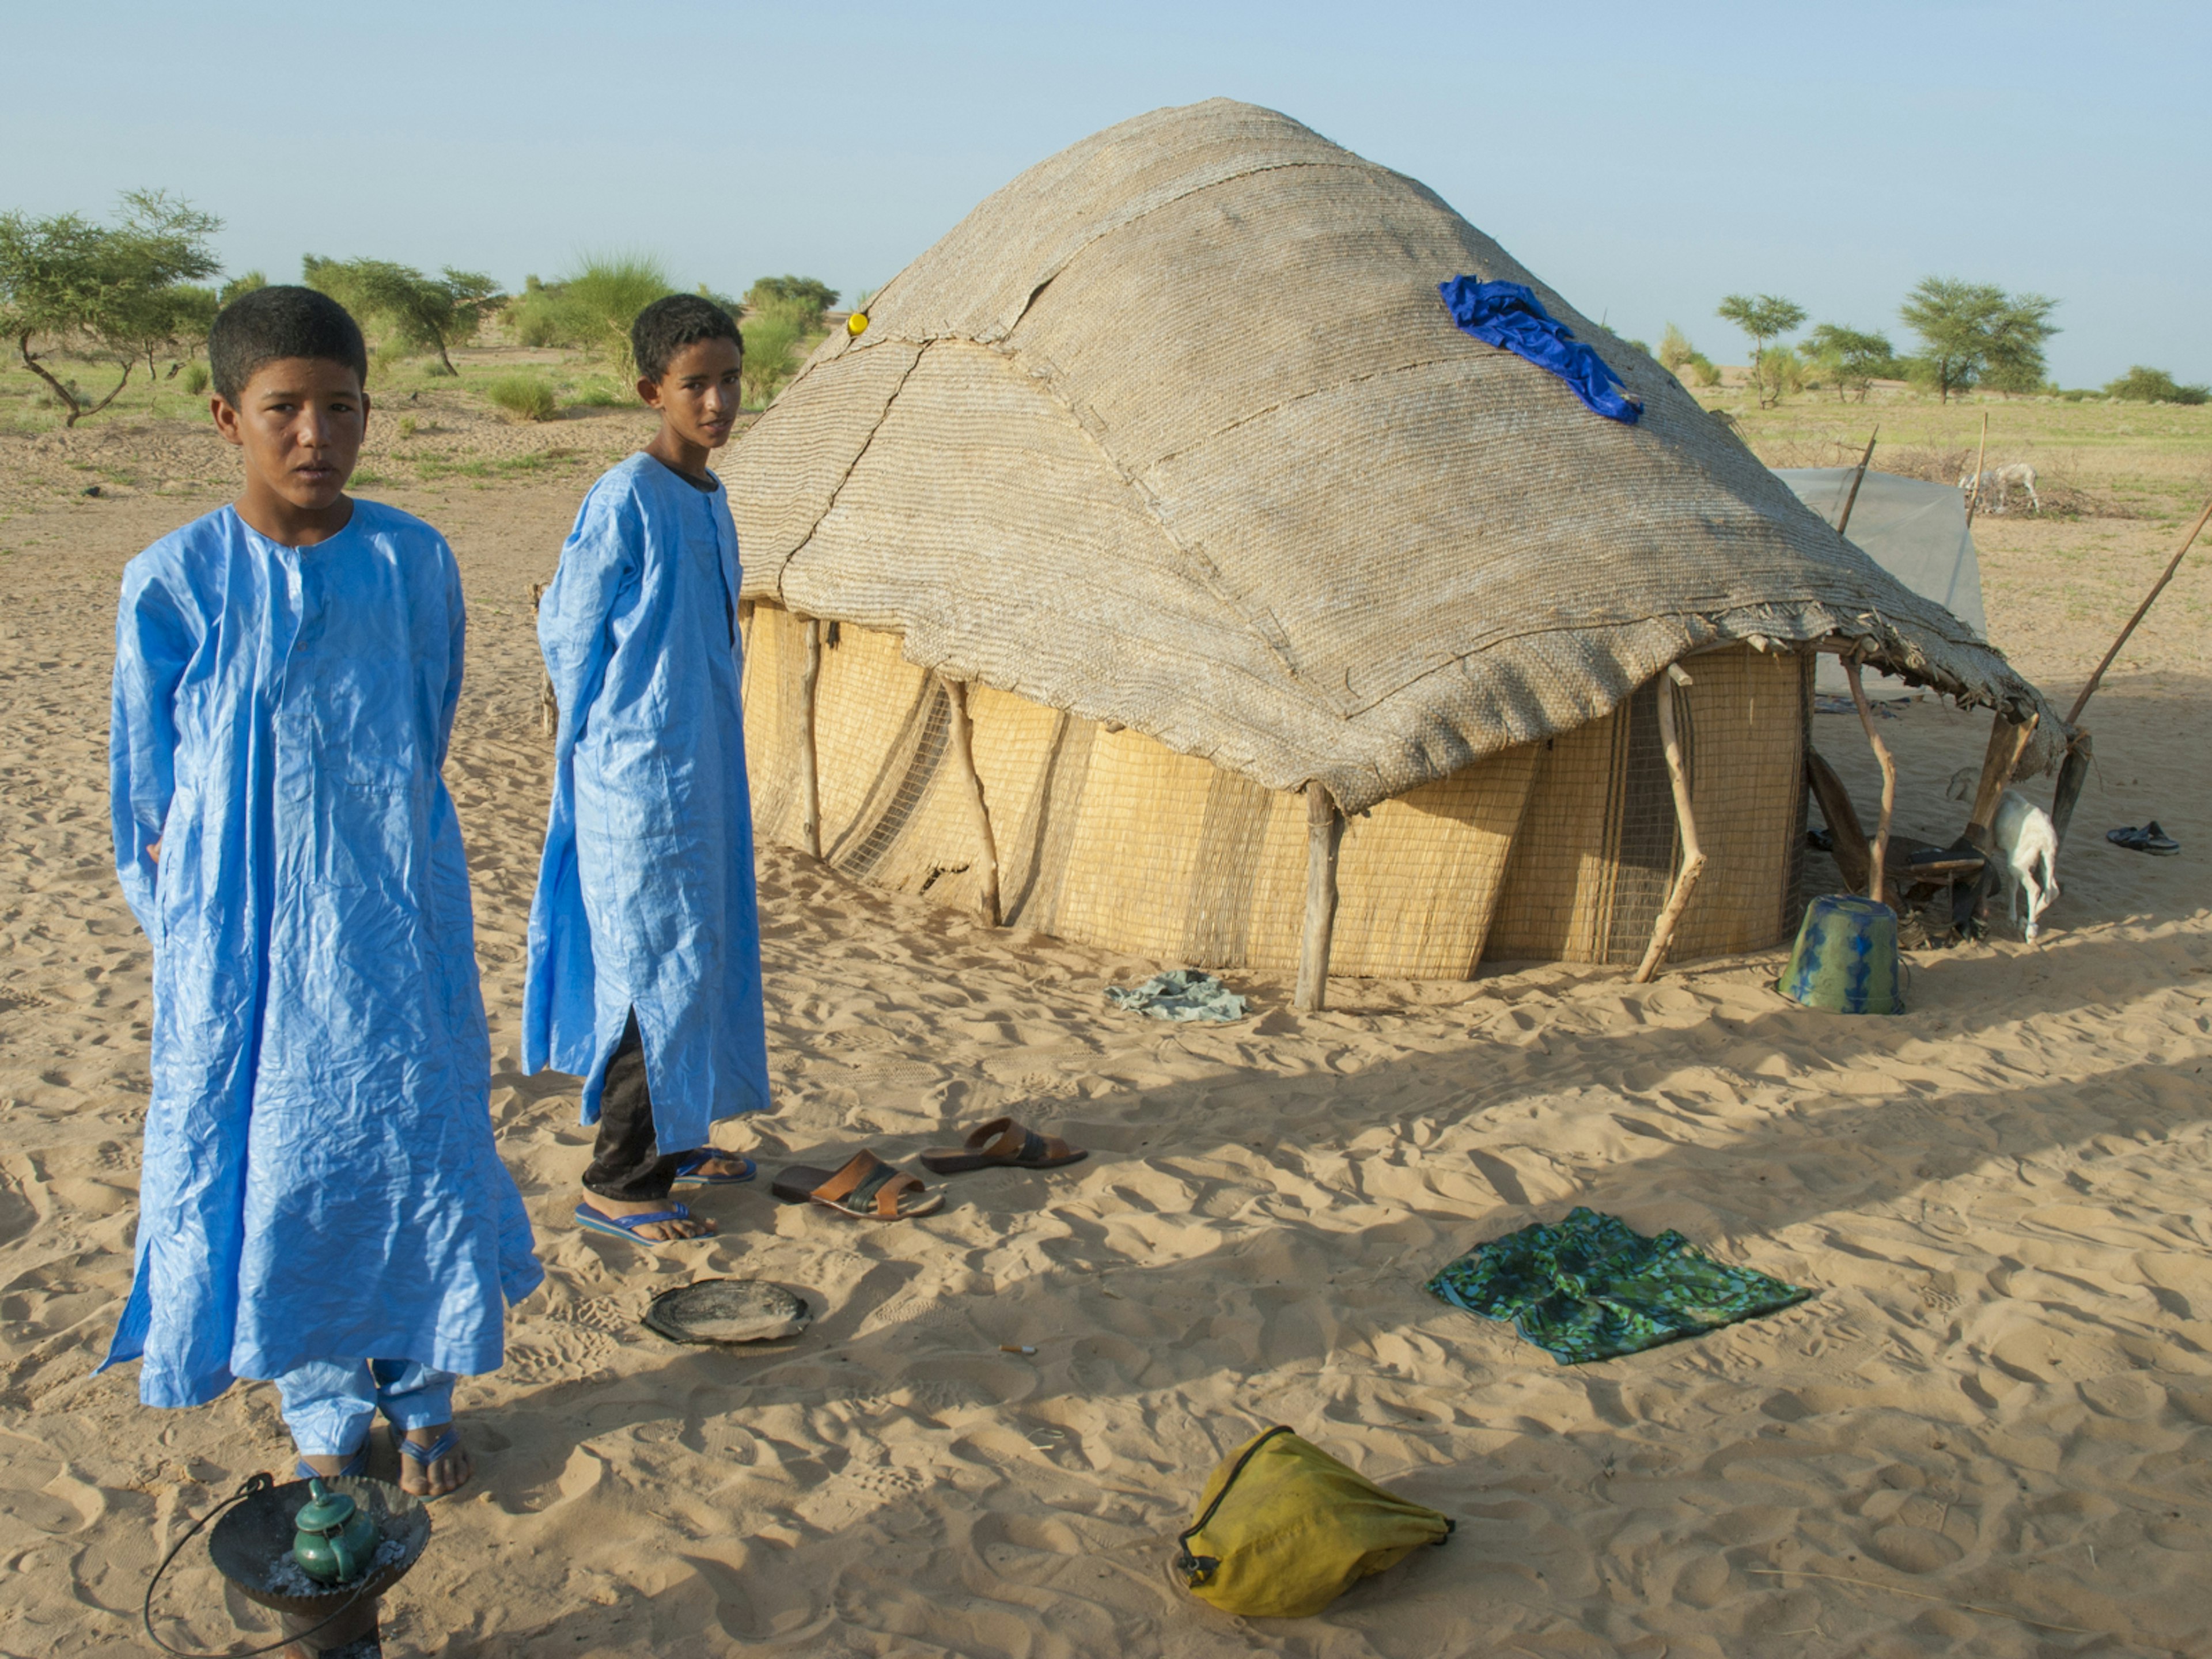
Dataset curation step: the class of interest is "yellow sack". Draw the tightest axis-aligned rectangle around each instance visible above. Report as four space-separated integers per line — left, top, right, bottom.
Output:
1175 1426 1453 1618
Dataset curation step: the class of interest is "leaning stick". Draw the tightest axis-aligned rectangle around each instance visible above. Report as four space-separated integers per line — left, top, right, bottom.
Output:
1633 665 1708 982
2063 492 2212 726
1964 410 1990 524
797 617 823 857
1844 659 1897 904
1834 426 1878 538
1293 782 1344 1013
529 582 556 737
942 677 1001 926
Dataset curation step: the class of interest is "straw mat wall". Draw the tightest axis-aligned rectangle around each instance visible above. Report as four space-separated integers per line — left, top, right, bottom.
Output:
744 602 1806 976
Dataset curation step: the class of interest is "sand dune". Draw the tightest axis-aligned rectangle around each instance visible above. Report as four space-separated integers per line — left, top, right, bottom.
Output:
1 478 2208 1656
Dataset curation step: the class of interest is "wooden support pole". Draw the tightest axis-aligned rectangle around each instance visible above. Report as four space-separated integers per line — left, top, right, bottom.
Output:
797 616 823 858
1633 665 1709 983
2048 729 2093 852
1844 659 1897 904
530 582 556 737
1293 782 1344 1013
1805 747 1873 895
1964 410 1990 525
1962 707 2024 852
2064 492 2212 726
1835 426 1878 538
942 677 1001 926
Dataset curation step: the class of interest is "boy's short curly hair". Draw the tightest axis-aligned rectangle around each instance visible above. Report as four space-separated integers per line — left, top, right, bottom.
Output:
209 286 368 405
631 294 743 384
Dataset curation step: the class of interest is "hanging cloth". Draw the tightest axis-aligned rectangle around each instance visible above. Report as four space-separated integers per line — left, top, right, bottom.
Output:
1438 276 1641 423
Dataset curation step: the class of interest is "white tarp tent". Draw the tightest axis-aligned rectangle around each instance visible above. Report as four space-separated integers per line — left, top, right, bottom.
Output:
1776 467 1987 695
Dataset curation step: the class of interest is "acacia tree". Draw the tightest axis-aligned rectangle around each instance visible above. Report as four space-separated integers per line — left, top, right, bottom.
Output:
0 190 221 425
1898 277 2059 401
303 256 501 375
1802 324 1896 402
1717 293 1806 407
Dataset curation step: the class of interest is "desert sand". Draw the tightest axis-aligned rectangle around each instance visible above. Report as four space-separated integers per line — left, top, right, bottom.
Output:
2 406 2209 1657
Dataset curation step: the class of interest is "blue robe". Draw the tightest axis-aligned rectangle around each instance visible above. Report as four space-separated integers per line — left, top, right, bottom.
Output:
522 454 771 1150
104 502 541 1408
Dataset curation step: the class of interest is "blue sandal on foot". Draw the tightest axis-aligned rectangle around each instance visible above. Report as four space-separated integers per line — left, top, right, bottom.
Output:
393 1426 467 1498
671 1150 757 1187
574 1199 711 1247
293 1442 369 1483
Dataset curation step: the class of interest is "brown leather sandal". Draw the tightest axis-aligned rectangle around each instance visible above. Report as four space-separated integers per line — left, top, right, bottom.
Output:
770 1150 945 1220
920 1116 1088 1176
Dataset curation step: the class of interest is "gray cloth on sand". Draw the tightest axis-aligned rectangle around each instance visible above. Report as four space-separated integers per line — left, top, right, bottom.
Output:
1106 970 1249 1022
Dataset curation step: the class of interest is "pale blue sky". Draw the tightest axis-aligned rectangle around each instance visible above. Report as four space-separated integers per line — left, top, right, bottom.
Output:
6 1 2206 386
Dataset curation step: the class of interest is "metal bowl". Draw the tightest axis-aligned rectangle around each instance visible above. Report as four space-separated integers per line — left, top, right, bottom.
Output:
642 1278 812 1346
207 1476 430 1615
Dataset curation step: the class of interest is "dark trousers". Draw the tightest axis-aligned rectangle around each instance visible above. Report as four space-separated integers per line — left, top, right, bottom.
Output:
581 1012 684 1203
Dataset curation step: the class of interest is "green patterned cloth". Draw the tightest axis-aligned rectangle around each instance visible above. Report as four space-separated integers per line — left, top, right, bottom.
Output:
1105 969 1248 1022
1426 1207 1810 1365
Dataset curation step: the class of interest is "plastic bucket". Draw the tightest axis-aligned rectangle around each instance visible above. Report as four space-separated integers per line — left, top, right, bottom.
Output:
1778 894 1905 1014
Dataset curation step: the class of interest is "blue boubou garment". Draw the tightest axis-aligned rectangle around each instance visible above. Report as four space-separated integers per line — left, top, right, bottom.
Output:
522 453 771 1150
105 502 542 1408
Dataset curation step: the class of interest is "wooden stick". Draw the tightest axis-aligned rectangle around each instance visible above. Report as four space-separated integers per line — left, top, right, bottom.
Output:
1962 707 2022 852
1293 782 1344 1013
1633 665 1708 982
1964 410 1990 525
2063 492 2212 725
942 677 1001 926
2048 729 2093 851
530 582 557 737
1834 426 1878 537
1804 747 1873 895
797 616 823 858
1843 659 1896 904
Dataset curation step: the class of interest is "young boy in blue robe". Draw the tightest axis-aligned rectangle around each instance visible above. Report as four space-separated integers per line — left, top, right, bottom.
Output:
105 287 540 1497
525 295 772 1245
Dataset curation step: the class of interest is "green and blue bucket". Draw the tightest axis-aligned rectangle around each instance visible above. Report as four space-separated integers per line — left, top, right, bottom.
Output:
1778 894 1906 1014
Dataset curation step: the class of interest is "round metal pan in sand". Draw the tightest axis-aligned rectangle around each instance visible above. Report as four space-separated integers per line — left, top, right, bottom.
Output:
643 1279 812 1346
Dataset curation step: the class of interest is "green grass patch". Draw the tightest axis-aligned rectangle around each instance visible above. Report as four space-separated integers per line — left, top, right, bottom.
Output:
485 374 558 422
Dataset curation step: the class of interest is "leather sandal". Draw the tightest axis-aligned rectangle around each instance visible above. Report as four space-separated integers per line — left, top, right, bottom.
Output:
920 1116 1088 1176
770 1150 944 1220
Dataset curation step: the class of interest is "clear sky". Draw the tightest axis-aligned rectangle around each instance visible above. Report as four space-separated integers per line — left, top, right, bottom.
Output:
6 1 2206 387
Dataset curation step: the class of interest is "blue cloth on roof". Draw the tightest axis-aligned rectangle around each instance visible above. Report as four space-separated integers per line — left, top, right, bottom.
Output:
1438 276 1642 423
523 454 771 1152
104 503 543 1409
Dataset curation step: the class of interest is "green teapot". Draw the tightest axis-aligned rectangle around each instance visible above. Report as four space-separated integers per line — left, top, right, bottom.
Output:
291 1478 380 1584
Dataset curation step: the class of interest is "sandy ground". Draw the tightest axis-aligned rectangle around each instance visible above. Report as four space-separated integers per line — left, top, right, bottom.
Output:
2 451 2210 1658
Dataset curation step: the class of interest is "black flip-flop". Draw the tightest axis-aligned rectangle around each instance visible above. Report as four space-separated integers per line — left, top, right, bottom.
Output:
2107 823 2181 856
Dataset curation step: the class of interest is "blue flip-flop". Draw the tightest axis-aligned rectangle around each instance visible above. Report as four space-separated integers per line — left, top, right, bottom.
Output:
294 1442 369 1483
671 1150 757 1187
574 1199 710 1247
391 1425 469 1500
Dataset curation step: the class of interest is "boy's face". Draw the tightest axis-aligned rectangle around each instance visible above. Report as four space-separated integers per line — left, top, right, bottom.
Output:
211 357 368 512
640 338 743 450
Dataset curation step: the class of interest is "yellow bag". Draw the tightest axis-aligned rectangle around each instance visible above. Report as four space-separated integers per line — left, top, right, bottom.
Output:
1175 1426 1453 1618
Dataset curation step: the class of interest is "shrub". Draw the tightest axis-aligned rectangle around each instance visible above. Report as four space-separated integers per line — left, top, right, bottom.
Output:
1658 323 1695 372
744 274 837 327
486 374 557 422
563 255 673 378
1752 345 1804 406
396 415 418 438
2105 365 2209 405
739 297 820 407
1688 353 1720 388
181 362 209 395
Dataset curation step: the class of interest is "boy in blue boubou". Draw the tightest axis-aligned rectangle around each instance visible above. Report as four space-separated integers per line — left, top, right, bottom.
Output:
107 286 540 1498
524 295 772 1248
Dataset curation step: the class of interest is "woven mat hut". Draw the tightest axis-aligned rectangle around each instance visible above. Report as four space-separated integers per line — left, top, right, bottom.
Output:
728 99 2055 991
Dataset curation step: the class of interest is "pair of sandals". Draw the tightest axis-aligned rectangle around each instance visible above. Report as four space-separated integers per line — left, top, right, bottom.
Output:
772 1117 1088 1222
294 1423 464 1494
2108 822 2180 856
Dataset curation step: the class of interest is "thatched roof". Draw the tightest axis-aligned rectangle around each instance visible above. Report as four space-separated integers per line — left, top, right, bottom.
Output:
730 99 2055 813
